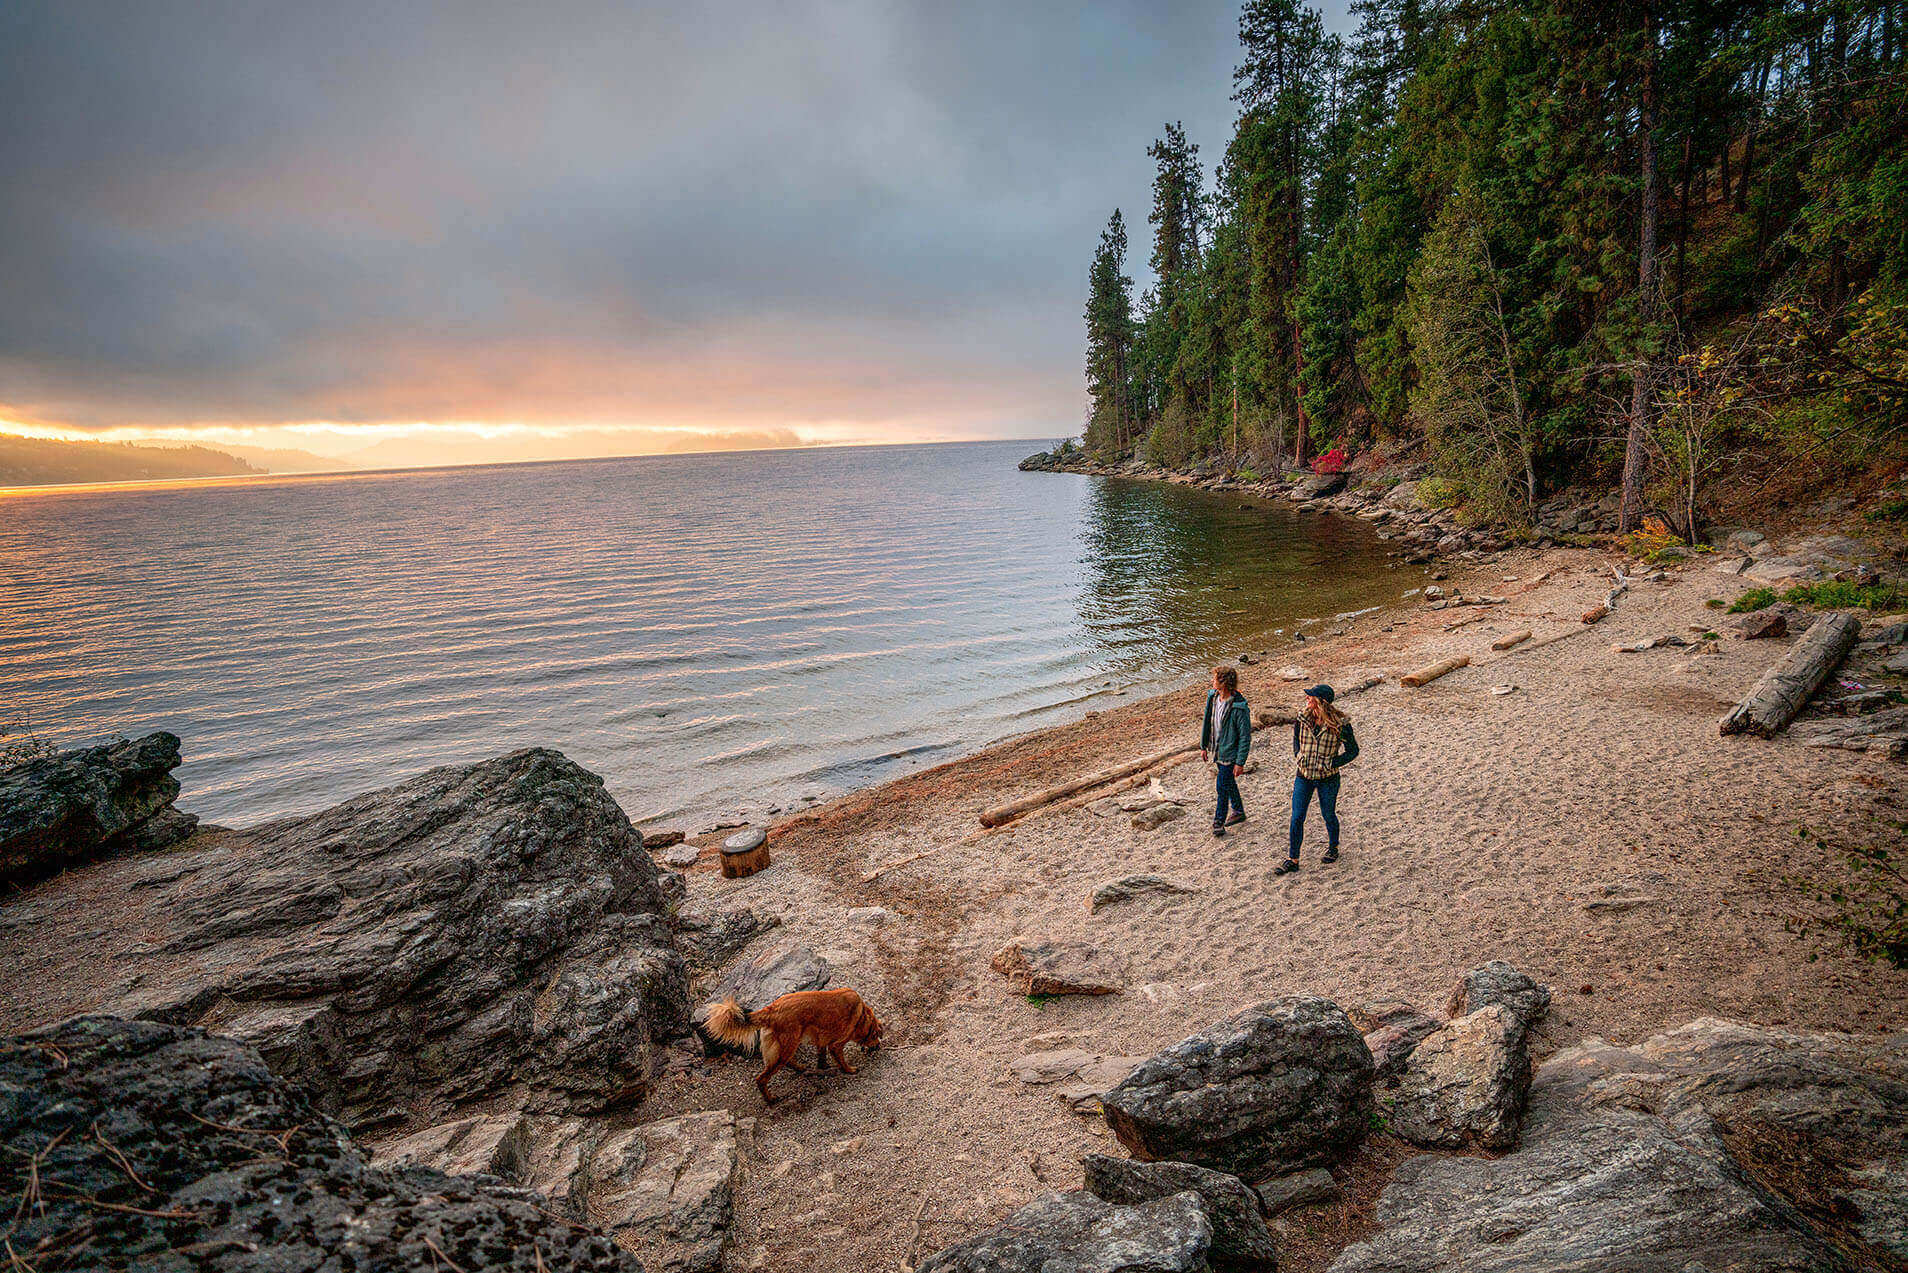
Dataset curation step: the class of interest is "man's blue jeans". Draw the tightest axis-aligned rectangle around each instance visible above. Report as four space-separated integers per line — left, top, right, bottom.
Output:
1289 773 1340 859
1213 763 1244 826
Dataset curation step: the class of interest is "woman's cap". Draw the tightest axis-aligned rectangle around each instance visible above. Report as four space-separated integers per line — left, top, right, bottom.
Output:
1305 683 1335 702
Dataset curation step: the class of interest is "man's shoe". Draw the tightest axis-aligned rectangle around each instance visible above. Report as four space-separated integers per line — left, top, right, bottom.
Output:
1211 824 1227 838
1225 812 1247 827
1321 846 1339 864
1274 858 1299 875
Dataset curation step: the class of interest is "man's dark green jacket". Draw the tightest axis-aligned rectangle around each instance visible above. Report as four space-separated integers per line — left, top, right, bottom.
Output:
1200 691 1252 765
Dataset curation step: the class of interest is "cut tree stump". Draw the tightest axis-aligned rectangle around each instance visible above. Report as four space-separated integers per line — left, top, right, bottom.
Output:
1401 655 1470 687
720 827 771 878
1491 630 1532 651
1718 611 1861 738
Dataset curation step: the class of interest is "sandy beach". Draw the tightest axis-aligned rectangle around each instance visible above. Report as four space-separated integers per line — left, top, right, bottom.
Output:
633 541 1908 1273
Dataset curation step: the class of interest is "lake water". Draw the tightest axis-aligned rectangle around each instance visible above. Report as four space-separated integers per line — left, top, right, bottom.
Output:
0 440 1404 829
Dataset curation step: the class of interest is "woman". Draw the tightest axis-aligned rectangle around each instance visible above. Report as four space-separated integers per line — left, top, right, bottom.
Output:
1277 683 1358 874
1200 665 1251 837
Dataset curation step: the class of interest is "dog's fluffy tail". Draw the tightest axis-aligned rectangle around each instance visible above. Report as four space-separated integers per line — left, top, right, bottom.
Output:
701 997 759 1051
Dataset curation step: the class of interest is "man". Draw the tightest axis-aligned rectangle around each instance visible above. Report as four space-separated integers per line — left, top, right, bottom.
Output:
1200 665 1251 837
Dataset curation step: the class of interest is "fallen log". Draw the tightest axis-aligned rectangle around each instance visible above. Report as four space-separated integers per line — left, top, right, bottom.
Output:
1491 629 1532 651
1401 655 1470 688
1718 611 1861 738
979 744 1192 827
1252 672 1385 726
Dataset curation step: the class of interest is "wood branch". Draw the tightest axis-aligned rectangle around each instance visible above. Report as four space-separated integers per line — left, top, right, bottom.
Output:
1401 656 1470 687
1718 612 1862 738
1492 629 1533 651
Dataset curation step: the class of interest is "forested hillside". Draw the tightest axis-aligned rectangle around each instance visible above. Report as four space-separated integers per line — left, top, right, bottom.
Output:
0 436 260 487
1082 0 1907 538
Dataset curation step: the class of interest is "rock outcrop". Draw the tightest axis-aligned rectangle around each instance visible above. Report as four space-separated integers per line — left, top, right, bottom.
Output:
98 748 688 1128
1082 1154 1278 1271
0 731 197 886
1442 960 1550 1029
919 1189 1214 1273
1386 1003 1534 1150
1333 1017 1908 1272
1102 996 1374 1178
0 1016 643 1273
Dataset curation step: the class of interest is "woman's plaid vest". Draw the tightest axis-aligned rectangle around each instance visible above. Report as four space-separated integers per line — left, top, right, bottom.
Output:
1295 717 1343 780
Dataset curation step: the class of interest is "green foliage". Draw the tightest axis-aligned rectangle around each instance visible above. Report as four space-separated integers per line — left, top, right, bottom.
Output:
1727 587 1781 613
1414 475 1462 509
1787 821 1908 971
1866 497 1908 524
1236 466 1260 482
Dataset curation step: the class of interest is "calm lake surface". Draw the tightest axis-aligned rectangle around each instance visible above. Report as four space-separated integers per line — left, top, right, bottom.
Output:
0 440 1404 829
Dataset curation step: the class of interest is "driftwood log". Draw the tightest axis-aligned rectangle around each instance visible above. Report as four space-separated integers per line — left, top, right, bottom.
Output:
1491 629 1533 651
1718 611 1861 738
1401 655 1469 687
979 744 1192 827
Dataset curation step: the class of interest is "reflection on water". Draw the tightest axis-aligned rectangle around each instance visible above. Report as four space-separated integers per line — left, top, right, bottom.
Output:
0 440 1402 829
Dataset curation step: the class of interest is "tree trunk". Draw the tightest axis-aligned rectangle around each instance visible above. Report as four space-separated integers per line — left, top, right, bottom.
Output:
1735 61 1769 212
1675 132 1693 320
1292 323 1310 469
1718 612 1862 737
1619 5 1662 534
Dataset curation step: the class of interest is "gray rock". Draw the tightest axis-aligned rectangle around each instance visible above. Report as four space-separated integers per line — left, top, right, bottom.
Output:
1738 607 1789 639
696 942 832 1051
1102 996 1374 1178
1010 1049 1146 1111
723 826 767 851
1866 621 1908 646
0 1016 642 1273
644 828 687 849
1360 1008 1442 1082
91 749 687 1125
672 905 778 969
1382 480 1422 510
373 1111 533 1179
0 731 198 887
1256 1167 1339 1215
1133 803 1189 830
1298 471 1349 499
592 1109 739 1273
1090 874 1200 912
993 937 1126 996
1082 1154 1277 1271
661 844 701 868
1333 1017 1908 1272
1386 1003 1534 1150
1443 960 1550 1032
919 1189 1214 1273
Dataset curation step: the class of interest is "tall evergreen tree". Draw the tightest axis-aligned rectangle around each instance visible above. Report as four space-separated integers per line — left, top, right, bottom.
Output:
1083 210 1136 453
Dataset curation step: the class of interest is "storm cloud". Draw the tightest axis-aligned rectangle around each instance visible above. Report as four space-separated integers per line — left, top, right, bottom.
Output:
0 1 1345 458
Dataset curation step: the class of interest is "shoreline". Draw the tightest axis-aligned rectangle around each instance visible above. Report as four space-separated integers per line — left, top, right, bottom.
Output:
5 521 1906 1273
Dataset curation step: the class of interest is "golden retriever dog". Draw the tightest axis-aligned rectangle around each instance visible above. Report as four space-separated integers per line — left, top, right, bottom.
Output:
701 987 883 1103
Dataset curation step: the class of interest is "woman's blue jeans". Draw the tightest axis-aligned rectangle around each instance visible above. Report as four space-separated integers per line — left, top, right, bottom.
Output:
1289 773 1340 859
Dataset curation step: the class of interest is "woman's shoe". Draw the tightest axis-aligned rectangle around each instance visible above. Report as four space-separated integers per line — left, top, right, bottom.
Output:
1211 824 1226 838
1321 846 1339 864
1225 812 1247 827
1274 858 1299 875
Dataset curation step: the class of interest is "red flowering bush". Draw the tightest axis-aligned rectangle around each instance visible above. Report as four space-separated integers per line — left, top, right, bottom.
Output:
1312 447 1348 474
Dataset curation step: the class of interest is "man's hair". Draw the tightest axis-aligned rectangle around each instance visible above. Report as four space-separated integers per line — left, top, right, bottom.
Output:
1211 666 1239 694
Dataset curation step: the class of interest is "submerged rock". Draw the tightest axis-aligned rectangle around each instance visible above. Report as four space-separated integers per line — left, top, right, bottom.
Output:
0 731 197 887
1333 1017 1908 1272
0 1016 642 1273
919 1189 1214 1273
1082 1154 1277 1271
1102 996 1374 1178
93 748 688 1126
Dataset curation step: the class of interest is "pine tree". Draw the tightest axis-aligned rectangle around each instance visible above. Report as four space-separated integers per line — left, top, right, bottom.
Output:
1083 210 1136 453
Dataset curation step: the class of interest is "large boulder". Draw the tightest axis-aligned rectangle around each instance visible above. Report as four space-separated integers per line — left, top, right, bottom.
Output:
1082 1154 1277 1271
0 1016 642 1273
1102 997 1374 1178
1385 1003 1534 1150
992 936 1126 996
0 731 197 886
919 1190 1214 1273
74 748 686 1127
1331 1018 1908 1272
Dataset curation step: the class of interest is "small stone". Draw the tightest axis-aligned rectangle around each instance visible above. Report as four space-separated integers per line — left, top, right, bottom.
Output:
644 829 687 849
991 937 1125 996
1088 874 1198 912
1737 609 1788 640
1131 803 1188 830
1256 1167 1340 1215
662 845 700 868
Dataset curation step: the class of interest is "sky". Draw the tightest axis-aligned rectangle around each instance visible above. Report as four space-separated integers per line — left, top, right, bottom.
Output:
1 1 1355 467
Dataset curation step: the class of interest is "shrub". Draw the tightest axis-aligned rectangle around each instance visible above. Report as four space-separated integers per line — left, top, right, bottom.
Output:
1312 447 1348 474
1236 466 1260 483
1727 587 1781 613
1866 497 1908 524
1416 475 1463 509
1 723 56 769
1781 580 1908 611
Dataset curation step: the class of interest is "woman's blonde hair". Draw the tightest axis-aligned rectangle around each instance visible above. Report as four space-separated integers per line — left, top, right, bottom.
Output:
1304 692 1345 731
1211 666 1239 694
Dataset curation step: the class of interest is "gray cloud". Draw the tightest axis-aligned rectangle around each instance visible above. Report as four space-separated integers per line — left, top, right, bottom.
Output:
0 1 1349 445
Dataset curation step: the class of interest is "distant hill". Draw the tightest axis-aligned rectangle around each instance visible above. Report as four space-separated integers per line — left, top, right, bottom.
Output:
215 443 355 474
0 435 262 486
